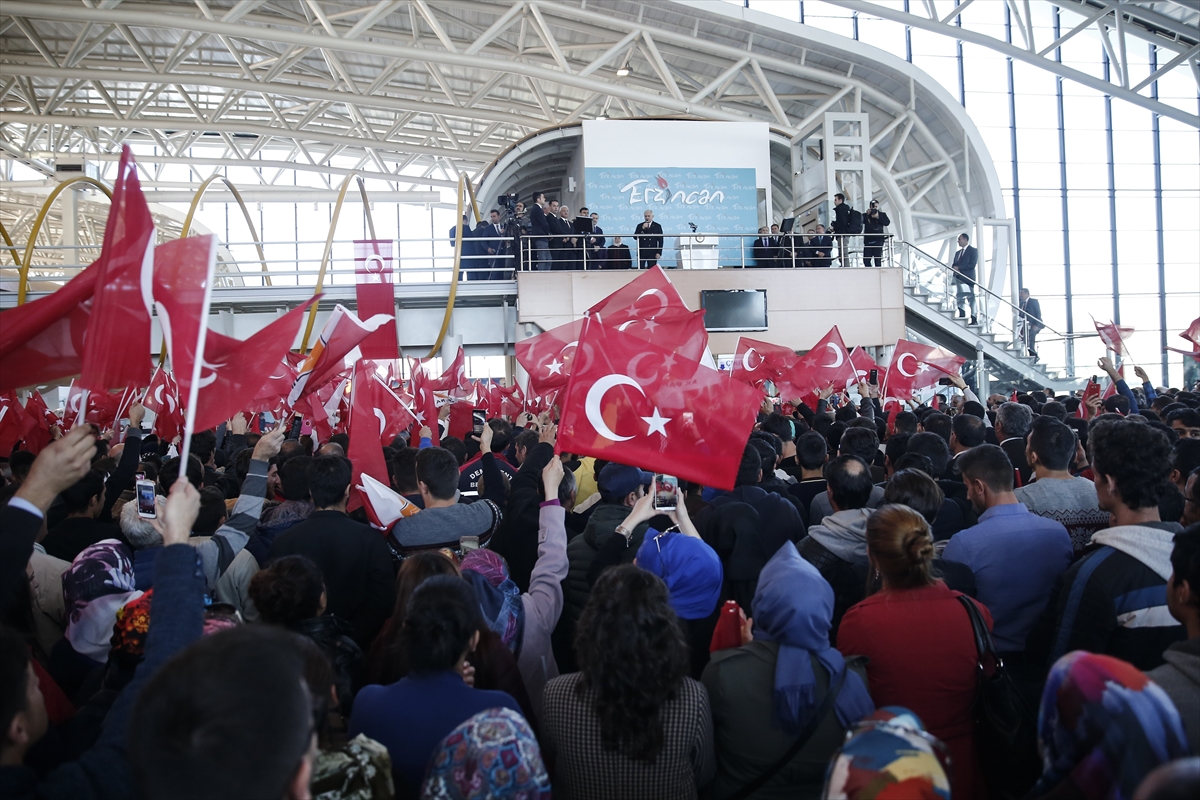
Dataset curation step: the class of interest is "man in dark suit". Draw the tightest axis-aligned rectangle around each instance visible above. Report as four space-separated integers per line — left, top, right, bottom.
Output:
767 223 786 268
995 401 1034 487
634 209 663 268
605 235 633 268
952 233 978 325
527 192 551 270
269 456 396 647
1020 288 1044 359
862 200 891 267
586 211 605 269
807 224 834 268
481 208 508 279
751 226 770 267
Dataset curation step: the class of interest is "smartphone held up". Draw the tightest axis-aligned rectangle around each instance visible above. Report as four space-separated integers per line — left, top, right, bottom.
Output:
653 474 679 512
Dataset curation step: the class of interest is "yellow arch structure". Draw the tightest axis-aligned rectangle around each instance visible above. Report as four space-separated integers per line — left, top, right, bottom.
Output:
17 176 113 305
180 175 272 287
298 174 380 352
0 219 18 267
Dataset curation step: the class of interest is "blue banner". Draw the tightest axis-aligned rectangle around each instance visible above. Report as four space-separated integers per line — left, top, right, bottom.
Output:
584 167 759 267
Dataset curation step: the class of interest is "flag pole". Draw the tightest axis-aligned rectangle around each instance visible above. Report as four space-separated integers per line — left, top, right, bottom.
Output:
177 240 217 476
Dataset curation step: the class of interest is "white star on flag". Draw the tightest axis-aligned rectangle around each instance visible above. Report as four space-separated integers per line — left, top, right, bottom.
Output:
546 358 564 376
641 407 671 436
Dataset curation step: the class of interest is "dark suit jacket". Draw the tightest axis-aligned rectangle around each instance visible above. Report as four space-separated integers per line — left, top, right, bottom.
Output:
1021 298 1044 332
605 244 632 269
1 502 43 605
952 245 978 282
808 235 834 267
528 203 549 236
269 510 397 648
1000 438 1033 487
634 221 664 259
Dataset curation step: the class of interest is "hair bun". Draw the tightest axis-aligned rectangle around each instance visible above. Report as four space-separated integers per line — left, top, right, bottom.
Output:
904 533 934 565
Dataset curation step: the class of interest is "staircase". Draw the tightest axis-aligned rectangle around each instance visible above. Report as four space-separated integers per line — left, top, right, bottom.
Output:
895 242 1079 394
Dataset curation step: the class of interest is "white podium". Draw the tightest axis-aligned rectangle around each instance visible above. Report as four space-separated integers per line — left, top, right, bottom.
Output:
677 240 720 269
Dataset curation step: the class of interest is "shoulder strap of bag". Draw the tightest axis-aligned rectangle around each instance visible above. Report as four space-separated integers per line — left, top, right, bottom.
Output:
727 660 847 800
957 594 1001 670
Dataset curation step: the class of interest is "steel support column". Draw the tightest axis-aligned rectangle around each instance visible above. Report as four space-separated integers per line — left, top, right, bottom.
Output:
1150 45 1169 386
1055 8 1075 377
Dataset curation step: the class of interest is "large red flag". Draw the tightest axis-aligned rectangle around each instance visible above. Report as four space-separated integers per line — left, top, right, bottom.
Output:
556 319 761 490
251 356 299 415
289 305 394 406
775 326 858 402
586 265 694 326
346 363 393 512
884 339 966 398
605 309 710 364
410 366 440 446
22 391 53 454
516 319 584 394
354 240 399 359
1092 317 1134 357
191 301 317 433
151 236 216 401
78 146 155 392
729 337 798 390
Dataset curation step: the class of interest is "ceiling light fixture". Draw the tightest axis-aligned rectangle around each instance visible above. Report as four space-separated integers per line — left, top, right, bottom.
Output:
616 67 630 77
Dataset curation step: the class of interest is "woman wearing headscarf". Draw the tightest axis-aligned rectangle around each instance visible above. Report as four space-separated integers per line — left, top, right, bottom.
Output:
422 707 552 800
542 564 715 799
702 540 874 799
822 707 952 799
630 487 725 679
1031 651 1190 800
459 457 570 723
836 504 988 799
53 539 141 698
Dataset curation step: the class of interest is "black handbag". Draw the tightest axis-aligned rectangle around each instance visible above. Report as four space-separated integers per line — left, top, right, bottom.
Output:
727 662 846 800
957 595 1039 799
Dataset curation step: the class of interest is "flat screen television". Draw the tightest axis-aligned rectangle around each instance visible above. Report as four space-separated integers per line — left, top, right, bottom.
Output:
701 289 767 332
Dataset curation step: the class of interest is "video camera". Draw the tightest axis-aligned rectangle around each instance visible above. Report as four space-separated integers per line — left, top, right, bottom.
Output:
498 193 518 214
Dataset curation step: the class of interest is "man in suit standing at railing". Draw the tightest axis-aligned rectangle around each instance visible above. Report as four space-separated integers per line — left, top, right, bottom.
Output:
1019 288 1043 359
635 209 663 268
807 225 834 268
862 200 890 267
951 232 978 325
483 208 507 280
528 192 551 271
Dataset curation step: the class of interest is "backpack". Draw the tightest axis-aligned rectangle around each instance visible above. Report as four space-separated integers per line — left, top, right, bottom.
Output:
847 207 863 234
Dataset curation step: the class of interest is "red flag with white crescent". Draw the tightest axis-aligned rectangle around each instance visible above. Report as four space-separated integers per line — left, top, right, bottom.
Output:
556 318 760 490
516 319 584 394
730 337 799 390
883 339 966 398
775 326 858 402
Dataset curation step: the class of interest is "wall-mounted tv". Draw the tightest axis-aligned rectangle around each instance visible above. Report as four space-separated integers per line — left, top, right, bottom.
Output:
701 289 767 332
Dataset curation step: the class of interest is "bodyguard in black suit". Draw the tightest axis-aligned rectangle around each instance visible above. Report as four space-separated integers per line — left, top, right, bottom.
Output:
635 209 664 268
863 200 891 267
1019 288 1044 358
528 192 551 270
751 227 771 267
952 233 978 324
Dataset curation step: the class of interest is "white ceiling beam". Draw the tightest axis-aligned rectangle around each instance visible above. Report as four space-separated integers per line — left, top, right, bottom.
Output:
411 0 459 54
640 33 684 102
463 0 525 56
527 3 571 74
578 29 640 78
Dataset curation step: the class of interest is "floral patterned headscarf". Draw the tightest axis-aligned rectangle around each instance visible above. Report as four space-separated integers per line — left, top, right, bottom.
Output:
421 708 550 800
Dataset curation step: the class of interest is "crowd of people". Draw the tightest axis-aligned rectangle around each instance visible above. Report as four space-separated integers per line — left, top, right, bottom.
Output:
3 360 1200 800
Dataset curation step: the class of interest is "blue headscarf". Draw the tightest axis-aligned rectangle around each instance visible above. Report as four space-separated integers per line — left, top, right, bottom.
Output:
636 529 723 620
752 541 874 734
461 549 525 657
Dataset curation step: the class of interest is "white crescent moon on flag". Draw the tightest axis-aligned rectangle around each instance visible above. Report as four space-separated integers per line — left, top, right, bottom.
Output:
585 374 645 442
821 343 845 369
896 352 918 377
374 408 387 435
635 288 669 319
560 340 579 358
742 347 763 372
617 320 638 332
626 352 660 384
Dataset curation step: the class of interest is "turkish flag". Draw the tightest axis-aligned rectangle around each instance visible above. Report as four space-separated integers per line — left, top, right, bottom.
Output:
884 339 966 397
847 347 879 391
251 355 299 415
422 347 470 395
63 383 129 431
354 240 399 359
776 326 858 402
188 301 317 433
22 391 53 454
1093 317 1134 357
144 367 184 442
79 146 155 392
347 363 394 512
289 305 394 406
556 319 760 490
151 236 217 402
605 309 710 364
516 319 584 394
729 337 798 390
410 366 440 446
587 266 694 326
0 392 37 455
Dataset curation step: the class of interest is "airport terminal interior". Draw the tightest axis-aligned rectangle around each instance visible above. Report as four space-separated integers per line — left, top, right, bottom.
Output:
2 2 1200 799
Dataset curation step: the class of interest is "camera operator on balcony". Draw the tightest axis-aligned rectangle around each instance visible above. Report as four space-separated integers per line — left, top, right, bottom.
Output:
862 200 891 267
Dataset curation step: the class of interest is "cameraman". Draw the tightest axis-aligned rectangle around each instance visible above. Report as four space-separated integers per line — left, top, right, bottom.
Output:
863 200 890 267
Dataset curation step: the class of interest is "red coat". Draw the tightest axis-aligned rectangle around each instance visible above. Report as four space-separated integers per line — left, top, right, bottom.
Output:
837 581 991 800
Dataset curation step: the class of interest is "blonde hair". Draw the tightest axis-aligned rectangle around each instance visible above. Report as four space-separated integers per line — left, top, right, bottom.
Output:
866 504 936 592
